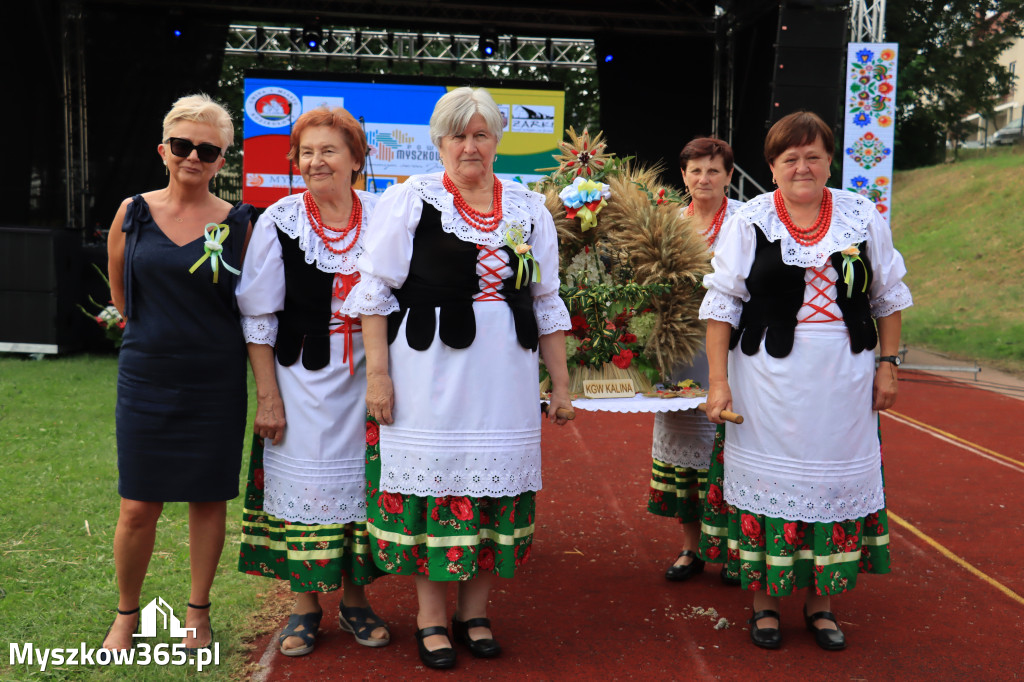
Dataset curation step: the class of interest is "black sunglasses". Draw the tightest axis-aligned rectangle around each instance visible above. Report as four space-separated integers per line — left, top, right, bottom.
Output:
165 137 222 163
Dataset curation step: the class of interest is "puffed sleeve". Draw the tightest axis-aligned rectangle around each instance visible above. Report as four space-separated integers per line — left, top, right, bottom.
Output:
235 210 285 345
527 198 571 335
699 214 757 328
339 183 423 317
864 210 913 318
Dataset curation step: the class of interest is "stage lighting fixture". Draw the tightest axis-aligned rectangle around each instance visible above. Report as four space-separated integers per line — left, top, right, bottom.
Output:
172 28 183 38
303 24 323 51
479 30 499 57
604 54 614 63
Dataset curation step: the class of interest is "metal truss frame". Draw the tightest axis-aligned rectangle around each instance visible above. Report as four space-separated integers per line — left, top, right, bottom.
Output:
850 0 887 42
62 2 89 229
225 25 596 68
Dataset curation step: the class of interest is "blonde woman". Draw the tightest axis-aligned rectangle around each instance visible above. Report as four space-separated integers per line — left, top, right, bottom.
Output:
103 94 253 653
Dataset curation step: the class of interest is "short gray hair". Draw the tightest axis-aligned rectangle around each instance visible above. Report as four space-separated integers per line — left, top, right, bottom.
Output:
429 87 504 148
162 93 234 150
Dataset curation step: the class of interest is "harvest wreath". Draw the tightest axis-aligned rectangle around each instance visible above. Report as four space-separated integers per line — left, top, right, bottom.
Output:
534 127 711 398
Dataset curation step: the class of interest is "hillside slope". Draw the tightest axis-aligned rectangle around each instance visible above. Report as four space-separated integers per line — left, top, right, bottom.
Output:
891 147 1024 371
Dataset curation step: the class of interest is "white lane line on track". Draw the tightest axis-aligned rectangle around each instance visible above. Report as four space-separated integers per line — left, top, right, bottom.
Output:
251 631 278 682
882 411 1024 474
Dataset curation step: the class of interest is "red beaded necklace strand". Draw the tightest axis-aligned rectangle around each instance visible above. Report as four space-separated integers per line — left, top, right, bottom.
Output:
773 188 832 246
442 172 503 232
304 189 362 254
686 196 729 247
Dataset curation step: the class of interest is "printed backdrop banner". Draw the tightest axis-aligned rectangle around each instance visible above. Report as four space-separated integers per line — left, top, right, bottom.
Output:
842 43 898 223
243 76 565 208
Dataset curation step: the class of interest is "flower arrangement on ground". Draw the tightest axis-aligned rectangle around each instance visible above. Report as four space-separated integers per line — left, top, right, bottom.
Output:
534 127 711 396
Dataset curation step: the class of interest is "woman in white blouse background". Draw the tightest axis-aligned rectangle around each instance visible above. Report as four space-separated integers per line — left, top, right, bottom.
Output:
702 111 912 651
342 87 572 670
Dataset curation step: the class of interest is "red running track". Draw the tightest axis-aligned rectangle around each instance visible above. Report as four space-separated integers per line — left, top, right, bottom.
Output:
249 370 1024 680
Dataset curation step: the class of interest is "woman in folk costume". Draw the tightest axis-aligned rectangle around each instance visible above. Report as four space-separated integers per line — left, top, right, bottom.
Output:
702 111 912 650
649 137 744 586
341 87 573 669
235 107 389 657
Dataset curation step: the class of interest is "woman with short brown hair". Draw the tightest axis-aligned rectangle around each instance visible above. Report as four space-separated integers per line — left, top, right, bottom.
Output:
702 110 911 650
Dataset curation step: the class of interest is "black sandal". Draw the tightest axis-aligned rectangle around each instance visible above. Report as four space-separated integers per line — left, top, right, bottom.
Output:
101 606 140 651
338 604 390 648
184 602 214 656
278 609 323 657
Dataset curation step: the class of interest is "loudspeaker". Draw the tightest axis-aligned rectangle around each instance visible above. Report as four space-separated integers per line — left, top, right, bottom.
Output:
768 3 848 127
0 228 82 352
596 31 716 187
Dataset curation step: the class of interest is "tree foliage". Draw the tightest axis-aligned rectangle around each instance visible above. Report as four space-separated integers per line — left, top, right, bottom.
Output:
888 0 1024 167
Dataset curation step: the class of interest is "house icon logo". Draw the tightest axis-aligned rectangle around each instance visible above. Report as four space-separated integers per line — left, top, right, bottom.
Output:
132 597 197 638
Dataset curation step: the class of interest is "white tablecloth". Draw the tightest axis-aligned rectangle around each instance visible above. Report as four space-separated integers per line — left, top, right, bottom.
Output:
554 394 706 414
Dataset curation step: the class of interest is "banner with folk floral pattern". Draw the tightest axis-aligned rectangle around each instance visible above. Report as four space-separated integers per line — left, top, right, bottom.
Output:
842 42 898 224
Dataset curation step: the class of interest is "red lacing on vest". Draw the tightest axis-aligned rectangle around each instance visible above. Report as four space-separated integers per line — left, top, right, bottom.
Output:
329 272 363 375
474 244 505 302
798 265 843 324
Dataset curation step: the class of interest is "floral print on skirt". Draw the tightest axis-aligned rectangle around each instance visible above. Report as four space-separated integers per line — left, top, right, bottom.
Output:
699 424 891 595
365 416 535 581
238 435 382 592
648 459 706 522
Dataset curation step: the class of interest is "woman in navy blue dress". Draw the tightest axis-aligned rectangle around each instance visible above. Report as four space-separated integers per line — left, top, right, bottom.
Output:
102 94 253 653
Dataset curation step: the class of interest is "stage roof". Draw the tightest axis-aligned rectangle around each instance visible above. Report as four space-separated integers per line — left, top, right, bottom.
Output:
79 0 719 37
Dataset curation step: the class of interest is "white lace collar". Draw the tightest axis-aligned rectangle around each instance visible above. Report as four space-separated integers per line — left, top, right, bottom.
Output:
738 189 875 268
406 172 544 248
265 190 379 274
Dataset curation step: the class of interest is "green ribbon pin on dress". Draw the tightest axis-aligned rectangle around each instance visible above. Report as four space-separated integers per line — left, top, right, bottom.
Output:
188 222 241 284
504 225 541 290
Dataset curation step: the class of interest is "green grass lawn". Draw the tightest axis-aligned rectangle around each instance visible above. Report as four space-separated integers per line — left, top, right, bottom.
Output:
0 354 282 680
892 145 1024 373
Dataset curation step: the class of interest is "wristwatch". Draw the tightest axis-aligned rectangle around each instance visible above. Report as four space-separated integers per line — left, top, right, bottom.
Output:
878 355 902 367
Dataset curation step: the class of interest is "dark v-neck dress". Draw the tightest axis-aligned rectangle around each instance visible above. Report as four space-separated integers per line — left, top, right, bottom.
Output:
115 195 253 502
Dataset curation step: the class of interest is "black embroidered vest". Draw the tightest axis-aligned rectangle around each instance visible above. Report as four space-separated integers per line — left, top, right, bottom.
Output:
274 228 337 370
729 227 877 358
386 204 539 351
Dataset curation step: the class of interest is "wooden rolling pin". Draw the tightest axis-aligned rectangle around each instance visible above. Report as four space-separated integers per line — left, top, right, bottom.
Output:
697 403 744 424
540 403 577 420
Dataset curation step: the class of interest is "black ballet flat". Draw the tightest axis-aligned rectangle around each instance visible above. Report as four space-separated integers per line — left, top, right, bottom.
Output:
416 626 457 669
664 550 705 582
452 616 502 658
748 609 782 649
804 608 846 651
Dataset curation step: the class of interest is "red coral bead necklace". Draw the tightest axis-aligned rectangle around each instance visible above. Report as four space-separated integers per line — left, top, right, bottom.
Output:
774 188 832 246
443 172 503 232
304 189 362 254
686 196 729 247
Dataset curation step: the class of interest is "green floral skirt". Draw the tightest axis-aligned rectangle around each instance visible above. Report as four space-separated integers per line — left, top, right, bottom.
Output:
365 416 535 581
648 459 706 522
698 425 891 595
237 435 382 592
